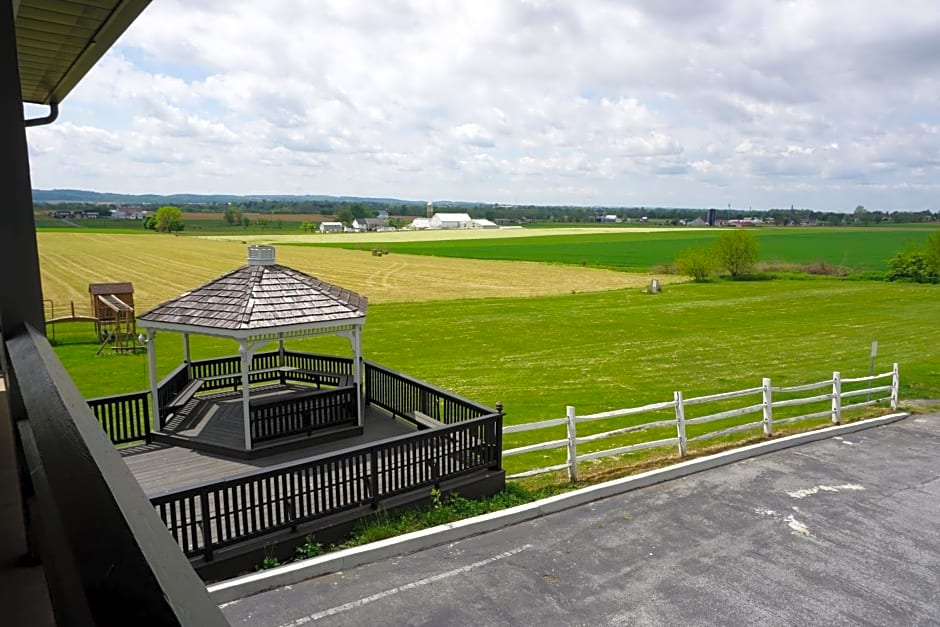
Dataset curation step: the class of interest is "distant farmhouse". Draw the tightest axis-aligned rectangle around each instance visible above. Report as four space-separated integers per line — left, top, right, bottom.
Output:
352 217 390 232
110 207 147 220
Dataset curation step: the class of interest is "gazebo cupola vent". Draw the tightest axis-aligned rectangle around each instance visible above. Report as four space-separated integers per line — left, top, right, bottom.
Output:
248 245 276 266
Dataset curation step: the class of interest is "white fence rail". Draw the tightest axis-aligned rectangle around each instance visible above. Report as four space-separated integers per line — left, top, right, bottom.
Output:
503 364 900 481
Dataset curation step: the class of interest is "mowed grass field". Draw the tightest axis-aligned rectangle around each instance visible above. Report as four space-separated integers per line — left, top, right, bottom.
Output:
289 226 938 272
37 232 663 315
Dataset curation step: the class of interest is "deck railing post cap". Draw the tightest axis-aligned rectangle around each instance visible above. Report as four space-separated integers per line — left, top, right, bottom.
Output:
496 401 504 412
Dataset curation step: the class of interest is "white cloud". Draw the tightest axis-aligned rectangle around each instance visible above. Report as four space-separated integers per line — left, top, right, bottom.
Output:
22 0 940 209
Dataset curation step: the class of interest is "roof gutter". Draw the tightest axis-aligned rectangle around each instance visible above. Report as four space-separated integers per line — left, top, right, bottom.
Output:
24 101 58 127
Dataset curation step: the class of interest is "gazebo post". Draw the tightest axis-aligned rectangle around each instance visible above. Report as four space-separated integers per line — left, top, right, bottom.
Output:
146 328 161 431
353 326 364 429
182 332 191 377
278 336 285 366
238 340 254 450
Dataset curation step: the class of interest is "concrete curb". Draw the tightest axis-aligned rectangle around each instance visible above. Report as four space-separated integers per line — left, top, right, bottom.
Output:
209 411 910 604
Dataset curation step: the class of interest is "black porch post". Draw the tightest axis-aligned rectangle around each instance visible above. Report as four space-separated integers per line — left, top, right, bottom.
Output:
0 2 46 340
0 0 47 571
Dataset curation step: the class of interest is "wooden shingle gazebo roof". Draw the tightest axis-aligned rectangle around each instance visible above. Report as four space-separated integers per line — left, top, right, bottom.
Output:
136 246 369 451
138 246 367 340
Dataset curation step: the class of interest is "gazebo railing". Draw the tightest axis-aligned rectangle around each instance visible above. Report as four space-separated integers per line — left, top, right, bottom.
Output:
85 353 499 448
250 386 356 442
283 351 353 376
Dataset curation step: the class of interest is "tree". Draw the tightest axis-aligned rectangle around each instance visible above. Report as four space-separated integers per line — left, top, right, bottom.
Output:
715 230 759 278
154 205 183 233
675 245 717 282
336 208 354 224
223 206 242 225
854 205 871 226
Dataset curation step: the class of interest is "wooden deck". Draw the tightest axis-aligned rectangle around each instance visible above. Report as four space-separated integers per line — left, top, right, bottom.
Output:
122 404 416 496
162 384 313 450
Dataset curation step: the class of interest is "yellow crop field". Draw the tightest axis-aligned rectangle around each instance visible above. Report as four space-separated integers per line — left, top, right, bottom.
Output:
37 232 671 315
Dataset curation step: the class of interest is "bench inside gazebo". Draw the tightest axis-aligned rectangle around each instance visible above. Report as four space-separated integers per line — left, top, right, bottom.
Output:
85 246 505 576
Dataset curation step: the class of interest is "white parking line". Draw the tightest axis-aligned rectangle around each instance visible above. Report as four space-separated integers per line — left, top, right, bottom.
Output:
278 544 534 626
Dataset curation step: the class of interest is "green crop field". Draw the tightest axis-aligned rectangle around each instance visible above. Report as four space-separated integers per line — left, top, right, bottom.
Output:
302 226 937 272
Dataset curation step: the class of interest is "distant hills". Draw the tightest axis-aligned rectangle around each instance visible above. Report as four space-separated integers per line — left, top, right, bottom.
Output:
32 188 427 205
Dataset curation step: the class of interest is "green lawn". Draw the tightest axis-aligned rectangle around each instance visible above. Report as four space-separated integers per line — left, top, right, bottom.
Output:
55 277 938 415
300 227 937 272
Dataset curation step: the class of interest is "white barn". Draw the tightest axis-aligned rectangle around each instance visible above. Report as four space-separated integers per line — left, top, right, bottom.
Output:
319 221 344 233
430 212 472 229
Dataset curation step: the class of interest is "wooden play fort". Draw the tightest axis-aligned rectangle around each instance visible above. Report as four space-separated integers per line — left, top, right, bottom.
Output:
44 282 143 353
89 282 143 353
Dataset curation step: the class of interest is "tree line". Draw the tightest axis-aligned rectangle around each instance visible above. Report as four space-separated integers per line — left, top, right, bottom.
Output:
35 200 938 226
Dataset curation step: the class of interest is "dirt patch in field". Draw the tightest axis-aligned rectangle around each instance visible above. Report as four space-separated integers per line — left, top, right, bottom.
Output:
37 233 679 312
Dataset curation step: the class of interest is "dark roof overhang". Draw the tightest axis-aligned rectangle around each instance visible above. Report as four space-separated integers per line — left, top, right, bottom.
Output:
16 0 151 105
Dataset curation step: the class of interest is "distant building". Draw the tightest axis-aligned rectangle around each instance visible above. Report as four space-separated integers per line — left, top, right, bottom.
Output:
471 218 499 229
407 217 431 230
319 221 344 233
352 217 390 232
602 214 620 223
430 212 472 229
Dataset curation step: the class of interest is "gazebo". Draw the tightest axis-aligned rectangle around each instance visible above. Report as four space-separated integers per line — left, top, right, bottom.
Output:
137 245 367 452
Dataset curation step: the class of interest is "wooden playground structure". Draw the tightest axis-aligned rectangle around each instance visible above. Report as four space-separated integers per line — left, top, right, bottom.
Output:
44 282 145 354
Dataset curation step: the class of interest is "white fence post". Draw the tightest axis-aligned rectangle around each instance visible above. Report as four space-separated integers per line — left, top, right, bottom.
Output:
831 371 842 424
762 377 773 436
566 405 578 482
674 391 687 456
890 363 899 410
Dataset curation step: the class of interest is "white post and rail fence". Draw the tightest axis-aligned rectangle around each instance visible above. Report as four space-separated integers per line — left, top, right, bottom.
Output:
503 364 900 481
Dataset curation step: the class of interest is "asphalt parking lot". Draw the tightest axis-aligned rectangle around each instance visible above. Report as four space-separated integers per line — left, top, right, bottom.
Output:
223 414 940 626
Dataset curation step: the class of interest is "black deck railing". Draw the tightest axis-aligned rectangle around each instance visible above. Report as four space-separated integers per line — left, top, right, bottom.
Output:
250 386 355 442
365 360 494 425
87 390 151 445
151 412 502 560
5 325 227 624
77 354 504 560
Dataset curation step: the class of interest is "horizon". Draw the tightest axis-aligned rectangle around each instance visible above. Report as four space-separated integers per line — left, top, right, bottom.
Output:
23 2 940 212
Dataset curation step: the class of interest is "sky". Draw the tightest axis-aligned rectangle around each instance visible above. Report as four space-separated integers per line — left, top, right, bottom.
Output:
23 1 940 211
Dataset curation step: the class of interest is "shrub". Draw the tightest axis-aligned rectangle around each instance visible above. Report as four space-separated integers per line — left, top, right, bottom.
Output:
675 246 716 282
715 230 759 279
887 249 940 283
